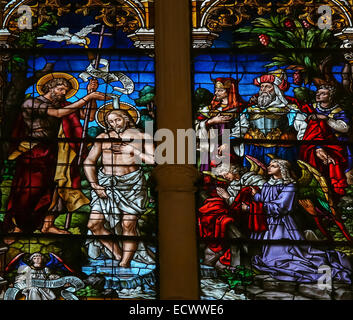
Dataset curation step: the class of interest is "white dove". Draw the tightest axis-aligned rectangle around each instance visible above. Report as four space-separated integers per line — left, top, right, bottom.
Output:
37 24 100 48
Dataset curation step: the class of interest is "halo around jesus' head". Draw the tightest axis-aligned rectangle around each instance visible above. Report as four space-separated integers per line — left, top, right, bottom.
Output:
95 101 140 129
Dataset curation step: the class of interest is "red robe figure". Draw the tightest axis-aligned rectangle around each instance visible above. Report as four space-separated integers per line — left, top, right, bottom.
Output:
299 85 350 197
4 74 107 235
198 164 267 268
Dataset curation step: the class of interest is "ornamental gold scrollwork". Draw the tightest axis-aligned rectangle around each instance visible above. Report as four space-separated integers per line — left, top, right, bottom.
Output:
200 0 352 32
96 6 141 31
243 0 272 16
276 0 352 30
206 7 237 31
7 0 71 32
202 0 272 31
75 0 142 32
276 0 314 16
4 0 147 34
74 0 111 16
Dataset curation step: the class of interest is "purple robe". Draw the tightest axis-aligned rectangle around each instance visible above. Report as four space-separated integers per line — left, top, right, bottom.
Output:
251 181 352 283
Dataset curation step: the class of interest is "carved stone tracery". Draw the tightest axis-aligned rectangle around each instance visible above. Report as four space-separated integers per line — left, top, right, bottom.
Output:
2 2 150 33
2 0 352 49
194 0 272 30
1 0 154 48
4 1 71 32
276 0 352 31
75 0 149 32
196 0 352 31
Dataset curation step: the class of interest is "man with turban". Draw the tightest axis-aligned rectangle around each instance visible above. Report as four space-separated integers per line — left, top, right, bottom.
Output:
233 69 308 165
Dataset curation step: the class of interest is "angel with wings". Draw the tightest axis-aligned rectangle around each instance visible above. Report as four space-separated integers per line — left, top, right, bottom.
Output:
37 24 100 48
246 157 352 283
4 252 81 300
233 153 353 243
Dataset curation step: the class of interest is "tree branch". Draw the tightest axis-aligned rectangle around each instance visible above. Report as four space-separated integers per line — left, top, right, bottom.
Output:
27 62 55 85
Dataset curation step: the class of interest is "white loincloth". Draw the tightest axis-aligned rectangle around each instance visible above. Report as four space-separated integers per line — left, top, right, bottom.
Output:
86 168 155 264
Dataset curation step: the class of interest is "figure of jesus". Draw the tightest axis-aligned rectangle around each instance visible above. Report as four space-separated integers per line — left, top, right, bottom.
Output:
84 109 154 267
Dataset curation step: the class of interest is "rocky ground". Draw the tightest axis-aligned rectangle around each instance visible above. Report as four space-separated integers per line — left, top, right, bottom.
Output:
201 278 248 300
240 274 353 300
200 265 353 300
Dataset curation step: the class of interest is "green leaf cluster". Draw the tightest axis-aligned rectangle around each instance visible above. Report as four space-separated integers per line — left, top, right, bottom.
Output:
17 22 54 48
135 85 155 106
345 185 353 197
0 160 16 221
220 265 254 289
9 21 56 72
1 160 16 180
328 208 353 257
234 14 339 84
76 285 100 297
293 87 316 104
193 87 214 110
235 15 337 50
0 179 12 222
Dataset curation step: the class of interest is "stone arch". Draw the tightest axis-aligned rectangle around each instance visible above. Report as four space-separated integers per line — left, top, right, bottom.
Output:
124 0 146 28
3 0 28 28
331 0 353 26
199 0 221 28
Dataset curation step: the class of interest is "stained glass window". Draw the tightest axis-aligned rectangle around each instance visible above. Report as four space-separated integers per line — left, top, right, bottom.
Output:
0 0 157 300
2 0 353 304
193 0 353 300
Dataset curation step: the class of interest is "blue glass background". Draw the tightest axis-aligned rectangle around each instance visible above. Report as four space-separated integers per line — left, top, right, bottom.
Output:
24 54 155 128
193 54 344 102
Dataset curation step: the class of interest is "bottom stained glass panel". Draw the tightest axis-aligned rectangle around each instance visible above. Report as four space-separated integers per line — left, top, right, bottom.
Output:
0 237 157 300
199 238 353 300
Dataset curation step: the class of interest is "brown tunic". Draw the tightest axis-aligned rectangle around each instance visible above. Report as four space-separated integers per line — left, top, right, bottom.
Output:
21 96 61 139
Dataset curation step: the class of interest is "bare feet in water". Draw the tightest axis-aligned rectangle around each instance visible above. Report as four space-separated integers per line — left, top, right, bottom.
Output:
119 262 131 268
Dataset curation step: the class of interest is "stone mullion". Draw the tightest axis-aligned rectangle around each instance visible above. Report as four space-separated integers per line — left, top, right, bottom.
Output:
154 0 200 300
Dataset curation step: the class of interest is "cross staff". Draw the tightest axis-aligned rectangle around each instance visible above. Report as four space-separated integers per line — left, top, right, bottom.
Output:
64 24 112 231
76 24 113 166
